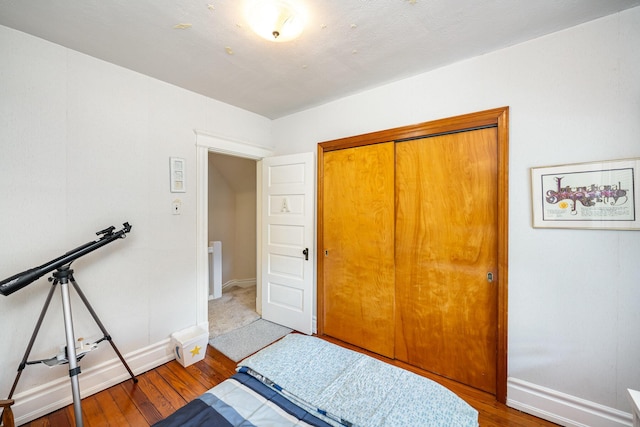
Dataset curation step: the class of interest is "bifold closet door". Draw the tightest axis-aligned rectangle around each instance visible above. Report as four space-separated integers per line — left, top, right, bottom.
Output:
395 128 499 394
322 142 395 358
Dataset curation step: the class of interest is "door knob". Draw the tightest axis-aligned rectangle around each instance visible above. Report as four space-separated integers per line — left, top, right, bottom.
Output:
303 248 309 261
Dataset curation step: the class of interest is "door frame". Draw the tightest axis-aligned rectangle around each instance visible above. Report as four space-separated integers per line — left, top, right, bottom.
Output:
194 129 274 331
316 107 509 403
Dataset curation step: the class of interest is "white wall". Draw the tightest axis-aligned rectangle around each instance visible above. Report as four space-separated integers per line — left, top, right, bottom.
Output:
208 155 257 286
208 160 236 284
273 7 640 426
234 189 257 280
0 24 271 423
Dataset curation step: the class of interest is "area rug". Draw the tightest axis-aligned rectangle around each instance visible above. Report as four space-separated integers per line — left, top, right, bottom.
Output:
208 285 260 338
209 318 292 362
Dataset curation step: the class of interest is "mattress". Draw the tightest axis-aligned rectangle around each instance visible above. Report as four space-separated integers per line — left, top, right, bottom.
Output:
239 334 478 427
155 334 479 427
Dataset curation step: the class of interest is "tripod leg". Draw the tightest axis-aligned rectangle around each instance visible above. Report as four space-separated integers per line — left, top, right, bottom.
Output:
60 279 83 427
70 277 137 382
8 281 58 400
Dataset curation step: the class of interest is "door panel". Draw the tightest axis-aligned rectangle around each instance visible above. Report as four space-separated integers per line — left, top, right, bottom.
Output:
322 142 395 358
395 128 498 393
261 153 314 335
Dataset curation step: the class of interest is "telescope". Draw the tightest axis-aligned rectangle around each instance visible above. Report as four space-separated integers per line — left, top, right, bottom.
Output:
1 222 135 427
0 222 131 296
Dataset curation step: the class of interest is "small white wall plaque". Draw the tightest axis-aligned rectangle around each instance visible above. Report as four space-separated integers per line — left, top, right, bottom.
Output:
170 157 186 193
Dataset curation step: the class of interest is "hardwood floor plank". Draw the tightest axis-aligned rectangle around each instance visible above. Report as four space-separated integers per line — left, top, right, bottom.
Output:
27 341 558 427
108 384 148 426
80 395 110 427
24 418 50 427
118 372 170 425
26 403 71 426
181 357 219 390
91 387 129 427
155 363 207 402
202 345 237 382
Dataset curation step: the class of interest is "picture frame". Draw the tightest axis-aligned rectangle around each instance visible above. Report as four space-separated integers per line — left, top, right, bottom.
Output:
531 158 640 230
170 157 186 193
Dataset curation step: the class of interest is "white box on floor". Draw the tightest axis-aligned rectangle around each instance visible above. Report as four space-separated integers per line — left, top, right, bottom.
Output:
171 325 208 367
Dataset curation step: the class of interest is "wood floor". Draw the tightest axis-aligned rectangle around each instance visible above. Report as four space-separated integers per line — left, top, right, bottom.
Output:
24 336 558 427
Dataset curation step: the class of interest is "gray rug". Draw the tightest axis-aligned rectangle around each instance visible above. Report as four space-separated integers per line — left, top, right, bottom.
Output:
209 318 292 362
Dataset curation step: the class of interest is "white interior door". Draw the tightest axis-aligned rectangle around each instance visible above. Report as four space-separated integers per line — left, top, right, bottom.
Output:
260 152 314 334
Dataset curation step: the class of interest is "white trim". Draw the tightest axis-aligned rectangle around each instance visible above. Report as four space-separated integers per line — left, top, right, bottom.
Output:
208 279 257 299
222 278 256 290
508 377 633 427
12 339 175 425
194 130 274 327
196 144 209 328
256 160 263 316
194 129 273 159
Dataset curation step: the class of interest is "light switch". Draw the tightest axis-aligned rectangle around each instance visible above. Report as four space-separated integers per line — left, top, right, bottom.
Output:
172 199 182 215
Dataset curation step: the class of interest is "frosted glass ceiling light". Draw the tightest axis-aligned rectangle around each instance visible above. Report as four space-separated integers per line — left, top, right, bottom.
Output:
245 0 307 42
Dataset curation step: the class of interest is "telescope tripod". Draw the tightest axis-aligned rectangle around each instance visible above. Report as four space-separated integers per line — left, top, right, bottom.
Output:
7 265 137 427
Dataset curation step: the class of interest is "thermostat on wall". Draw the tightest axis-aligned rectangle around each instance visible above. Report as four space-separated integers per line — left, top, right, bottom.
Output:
170 157 185 193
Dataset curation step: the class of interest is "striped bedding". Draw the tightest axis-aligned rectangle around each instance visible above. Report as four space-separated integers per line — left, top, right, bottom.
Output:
153 371 333 427
155 334 479 427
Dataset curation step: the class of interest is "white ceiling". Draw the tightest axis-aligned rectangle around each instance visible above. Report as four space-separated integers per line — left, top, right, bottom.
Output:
1 0 639 119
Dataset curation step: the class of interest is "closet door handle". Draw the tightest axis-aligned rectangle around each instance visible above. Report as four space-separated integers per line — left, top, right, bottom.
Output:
303 248 309 261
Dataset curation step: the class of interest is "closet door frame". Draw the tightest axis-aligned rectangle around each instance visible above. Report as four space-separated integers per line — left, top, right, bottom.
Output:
317 106 509 403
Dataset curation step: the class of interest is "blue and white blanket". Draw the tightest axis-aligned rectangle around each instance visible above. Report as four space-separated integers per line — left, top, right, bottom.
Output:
238 334 478 427
153 371 333 427
155 334 478 427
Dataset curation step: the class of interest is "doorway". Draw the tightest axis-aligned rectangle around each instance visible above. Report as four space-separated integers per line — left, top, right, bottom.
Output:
194 133 316 338
193 131 274 335
207 153 259 338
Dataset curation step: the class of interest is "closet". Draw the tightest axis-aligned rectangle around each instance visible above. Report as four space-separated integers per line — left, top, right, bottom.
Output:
317 107 509 402
322 142 396 358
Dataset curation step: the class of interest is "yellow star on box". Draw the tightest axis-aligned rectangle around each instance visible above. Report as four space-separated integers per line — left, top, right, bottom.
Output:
190 345 201 357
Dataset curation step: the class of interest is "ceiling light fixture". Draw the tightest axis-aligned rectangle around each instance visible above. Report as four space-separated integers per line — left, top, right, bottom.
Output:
245 0 307 42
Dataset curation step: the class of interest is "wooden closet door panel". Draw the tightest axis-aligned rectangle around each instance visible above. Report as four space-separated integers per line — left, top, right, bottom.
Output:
322 142 395 358
395 128 498 393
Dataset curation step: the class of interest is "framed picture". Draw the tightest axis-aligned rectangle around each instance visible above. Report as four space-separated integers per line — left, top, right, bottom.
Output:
531 158 640 230
170 157 186 193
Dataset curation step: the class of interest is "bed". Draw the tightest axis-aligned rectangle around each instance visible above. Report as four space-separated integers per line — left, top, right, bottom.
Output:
153 334 479 427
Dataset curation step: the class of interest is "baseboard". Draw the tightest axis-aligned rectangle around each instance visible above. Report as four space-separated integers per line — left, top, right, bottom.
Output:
12 338 175 425
223 278 256 289
208 278 257 300
508 377 633 427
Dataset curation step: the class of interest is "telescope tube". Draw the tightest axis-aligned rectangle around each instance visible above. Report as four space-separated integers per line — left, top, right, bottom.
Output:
0 222 131 296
